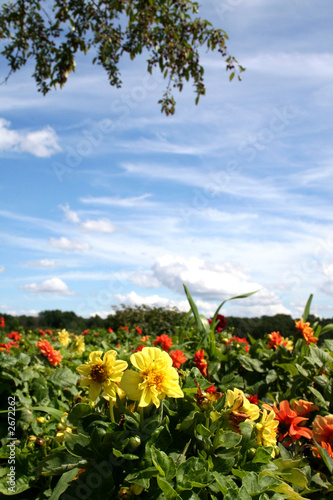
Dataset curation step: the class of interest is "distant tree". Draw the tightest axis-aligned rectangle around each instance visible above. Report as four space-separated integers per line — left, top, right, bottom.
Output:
0 0 244 115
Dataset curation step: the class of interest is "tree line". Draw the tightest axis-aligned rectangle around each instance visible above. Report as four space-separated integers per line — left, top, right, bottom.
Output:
1 306 333 341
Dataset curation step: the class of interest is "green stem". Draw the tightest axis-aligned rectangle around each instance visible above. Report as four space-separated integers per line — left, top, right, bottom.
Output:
109 400 115 424
139 406 144 423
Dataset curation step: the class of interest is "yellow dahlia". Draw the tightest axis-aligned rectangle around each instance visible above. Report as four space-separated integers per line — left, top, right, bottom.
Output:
120 346 184 408
58 329 71 347
76 350 127 401
73 335 85 355
255 409 279 449
225 388 260 421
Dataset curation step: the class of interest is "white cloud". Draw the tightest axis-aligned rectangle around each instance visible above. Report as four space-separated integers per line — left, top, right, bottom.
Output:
152 255 258 298
80 218 115 233
0 265 5 273
80 194 154 208
23 259 57 268
60 204 80 223
129 270 162 288
50 237 90 252
20 277 74 295
0 118 61 157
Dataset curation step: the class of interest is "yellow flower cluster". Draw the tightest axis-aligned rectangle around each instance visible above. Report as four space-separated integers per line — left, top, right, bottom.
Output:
76 346 184 408
224 388 278 454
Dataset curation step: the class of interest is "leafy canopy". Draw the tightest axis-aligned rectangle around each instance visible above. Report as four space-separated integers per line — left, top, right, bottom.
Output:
0 0 245 114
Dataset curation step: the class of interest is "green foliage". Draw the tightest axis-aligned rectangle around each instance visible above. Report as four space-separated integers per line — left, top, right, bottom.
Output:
2 290 333 498
0 0 244 114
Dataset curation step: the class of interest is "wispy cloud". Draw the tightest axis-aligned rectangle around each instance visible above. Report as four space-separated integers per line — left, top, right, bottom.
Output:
49 237 90 252
80 194 154 208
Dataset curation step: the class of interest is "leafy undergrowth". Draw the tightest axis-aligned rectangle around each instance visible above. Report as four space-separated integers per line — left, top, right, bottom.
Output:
1 288 333 499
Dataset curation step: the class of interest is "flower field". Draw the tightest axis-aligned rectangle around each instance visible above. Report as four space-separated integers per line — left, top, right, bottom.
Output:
1 288 333 499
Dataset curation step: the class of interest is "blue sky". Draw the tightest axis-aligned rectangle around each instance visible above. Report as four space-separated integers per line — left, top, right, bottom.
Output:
1 0 333 320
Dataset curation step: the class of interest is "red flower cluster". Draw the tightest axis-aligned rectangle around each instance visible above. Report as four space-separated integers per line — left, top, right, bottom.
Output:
0 331 21 353
82 329 89 336
119 326 129 332
153 334 173 351
170 349 187 369
136 327 143 335
227 335 250 353
36 339 62 367
194 349 207 377
208 314 226 332
263 400 314 442
0 317 5 328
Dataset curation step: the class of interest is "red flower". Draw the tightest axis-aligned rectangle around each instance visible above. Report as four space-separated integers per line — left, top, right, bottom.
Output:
45 330 53 336
108 327 113 333
7 331 21 342
206 384 217 394
134 345 145 352
194 349 208 377
153 334 173 351
0 317 5 328
39 329 46 337
0 340 19 353
227 335 250 353
136 327 143 335
246 394 258 405
119 325 129 332
291 399 319 417
170 349 187 369
208 314 226 332
262 400 312 442
82 329 89 336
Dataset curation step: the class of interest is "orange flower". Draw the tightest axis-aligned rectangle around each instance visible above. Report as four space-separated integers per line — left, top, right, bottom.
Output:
295 319 317 345
170 349 187 369
153 334 173 352
291 399 319 417
263 400 312 442
141 335 150 342
36 339 62 367
313 414 333 446
313 441 333 460
108 328 113 333
268 331 293 351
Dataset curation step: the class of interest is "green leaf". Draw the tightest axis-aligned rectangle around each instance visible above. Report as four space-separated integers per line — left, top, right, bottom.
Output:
215 431 242 449
276 363 299 377
252 447 273 464
313 440 333 475
157 476 181 498
125 467 159 489
30 405 64 422
183 284 207 334
49 468 81 500
67 403 91 426
151 446 176 481
302 294 313 322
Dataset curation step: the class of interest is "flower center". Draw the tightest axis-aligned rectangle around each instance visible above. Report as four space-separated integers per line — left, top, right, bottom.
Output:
90 363 107 383
144 370 164 390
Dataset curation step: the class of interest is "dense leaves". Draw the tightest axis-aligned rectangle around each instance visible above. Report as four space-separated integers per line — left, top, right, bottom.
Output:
1 291 333 498
0 0 245 114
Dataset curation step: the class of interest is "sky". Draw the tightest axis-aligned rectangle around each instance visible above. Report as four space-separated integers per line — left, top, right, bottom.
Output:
1 0 333 320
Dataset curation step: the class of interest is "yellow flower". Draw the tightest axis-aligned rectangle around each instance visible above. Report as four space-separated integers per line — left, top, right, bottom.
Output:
255 409 279 455
225 388 260 421
76 350 128 401
73 335 85 355
58 329 71 347
120 346 184 408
